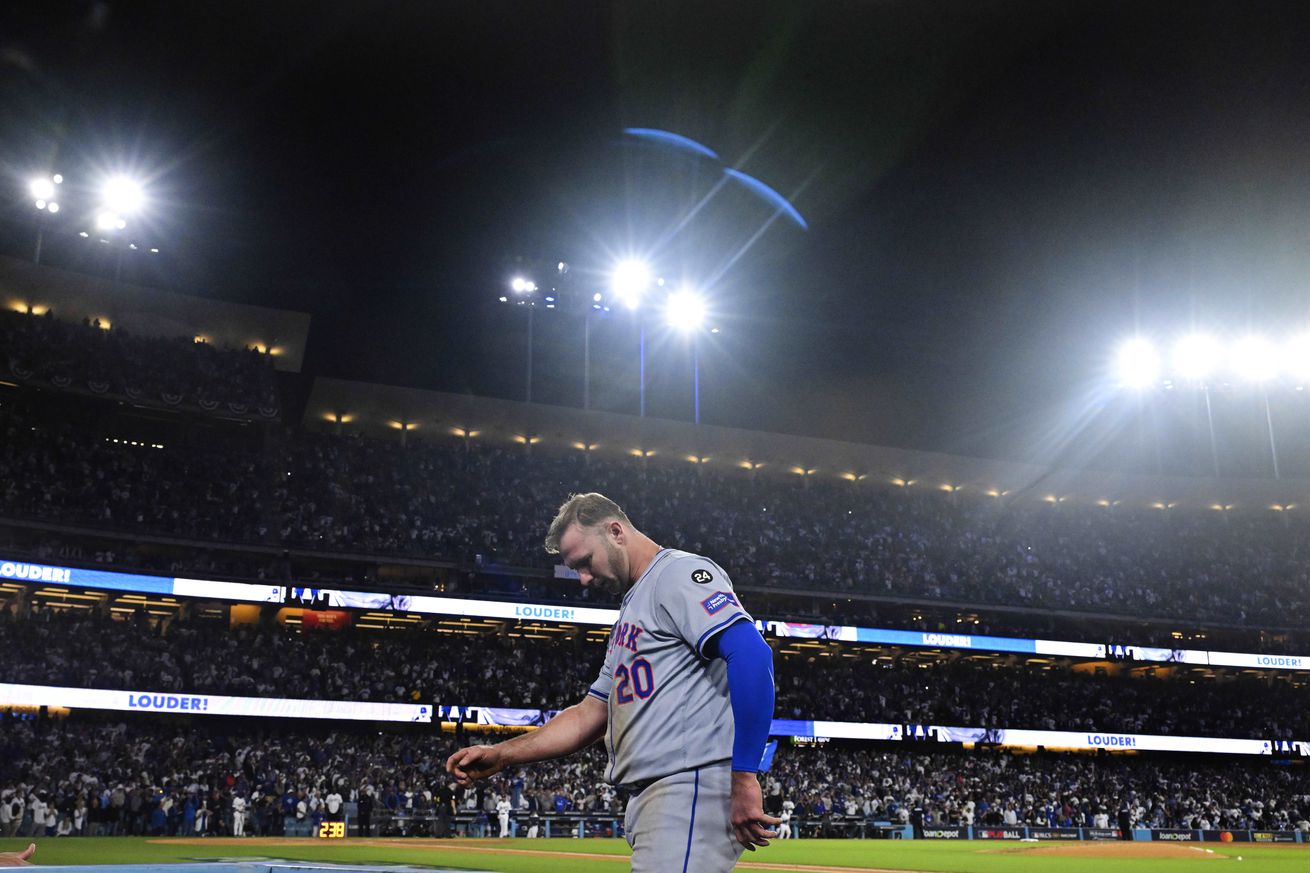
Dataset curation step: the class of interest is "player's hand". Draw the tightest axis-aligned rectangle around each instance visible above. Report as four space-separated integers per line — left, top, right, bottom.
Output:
445 745 506 786
730 772 781 851
0 844 36 867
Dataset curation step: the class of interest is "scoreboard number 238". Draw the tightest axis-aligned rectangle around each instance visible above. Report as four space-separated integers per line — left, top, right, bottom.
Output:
315 822 346 839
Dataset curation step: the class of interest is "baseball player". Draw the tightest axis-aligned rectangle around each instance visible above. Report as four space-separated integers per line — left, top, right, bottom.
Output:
231 794 247 836
447 492 778 871
496 795 512 837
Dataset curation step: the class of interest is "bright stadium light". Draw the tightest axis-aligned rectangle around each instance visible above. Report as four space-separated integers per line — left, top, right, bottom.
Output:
102 175 145 215
30 174 62 213
1231 335 1278 383
611 259 651 309
1114 337 1159 389
95 211 127 231
665 289 706 331
1171 334 1221 383
29 177 55 200
1282 333 1310 384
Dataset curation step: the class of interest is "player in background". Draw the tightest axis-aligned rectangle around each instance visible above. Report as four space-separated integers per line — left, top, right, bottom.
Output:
231 793 247 836
778 799 794 839
496 795 512 837
447 492 779 872
324 789 343 823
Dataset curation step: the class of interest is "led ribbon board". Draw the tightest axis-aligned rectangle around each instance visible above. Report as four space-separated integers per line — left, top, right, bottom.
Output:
0 682 432 723
3 679 1306 758
7 559 1309 670
770 719 1310 757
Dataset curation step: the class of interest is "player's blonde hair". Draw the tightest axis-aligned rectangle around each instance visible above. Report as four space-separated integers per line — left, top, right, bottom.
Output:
544 492 633 554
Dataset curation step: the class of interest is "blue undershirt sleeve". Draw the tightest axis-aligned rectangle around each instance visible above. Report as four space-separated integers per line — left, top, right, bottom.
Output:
707 618 775 772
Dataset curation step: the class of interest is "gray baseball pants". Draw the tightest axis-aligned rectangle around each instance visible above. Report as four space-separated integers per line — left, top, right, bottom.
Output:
623 762 745 872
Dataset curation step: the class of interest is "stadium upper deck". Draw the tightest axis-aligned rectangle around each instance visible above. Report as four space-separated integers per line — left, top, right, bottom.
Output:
2 267 1309 643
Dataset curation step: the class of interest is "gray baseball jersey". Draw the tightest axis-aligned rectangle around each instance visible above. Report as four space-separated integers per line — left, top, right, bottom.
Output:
587 548 754 786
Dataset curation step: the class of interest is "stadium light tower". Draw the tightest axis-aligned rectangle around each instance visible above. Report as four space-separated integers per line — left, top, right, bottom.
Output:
610 259 650 309
1171 334 1220 384
582 293 604 411
97 176 148 282
1284 333 1310 387
1230 335 1278 384
1173 333 1223 476
665 289 705 331
1230 335 1282 479
27 173 63 264
507 277 538 403
30 176 55 202
1113 337 1159 390
611 259 653 416
666 289 710 424
96 211 128 231
101 175 145 216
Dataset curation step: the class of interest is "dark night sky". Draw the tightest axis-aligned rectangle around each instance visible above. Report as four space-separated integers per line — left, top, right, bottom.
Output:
5 1 1310 475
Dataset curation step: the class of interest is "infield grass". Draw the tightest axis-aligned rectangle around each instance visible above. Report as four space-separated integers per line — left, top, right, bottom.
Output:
1 835 1306 873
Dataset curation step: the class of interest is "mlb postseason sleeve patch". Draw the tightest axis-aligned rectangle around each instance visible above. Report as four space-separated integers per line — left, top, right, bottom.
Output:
653 554 754 658
700 590 739 615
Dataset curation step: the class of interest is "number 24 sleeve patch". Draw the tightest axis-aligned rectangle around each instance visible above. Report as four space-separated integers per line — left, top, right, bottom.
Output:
653 555 752 656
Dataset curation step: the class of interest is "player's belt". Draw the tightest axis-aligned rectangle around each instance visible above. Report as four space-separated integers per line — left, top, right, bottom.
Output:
620 777 659 796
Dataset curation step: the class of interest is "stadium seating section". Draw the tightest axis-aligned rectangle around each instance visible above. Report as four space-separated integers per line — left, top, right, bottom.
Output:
2 312 1307 843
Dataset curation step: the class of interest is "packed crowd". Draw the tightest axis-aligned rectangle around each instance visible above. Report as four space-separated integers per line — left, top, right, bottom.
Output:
3 611 1307 740
763 744 1310 833
2 718 1307 839
0 410 278 542
0 718 612 839
7 527 1308 655
3 304 1310 632
272 432 1310 634
9 526 1308 654
0 311 279 415
0 612 590 710
772 655 1310 739
4 403 1310 628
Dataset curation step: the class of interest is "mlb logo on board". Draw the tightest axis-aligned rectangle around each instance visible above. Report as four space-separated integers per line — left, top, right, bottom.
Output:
701 591 739 615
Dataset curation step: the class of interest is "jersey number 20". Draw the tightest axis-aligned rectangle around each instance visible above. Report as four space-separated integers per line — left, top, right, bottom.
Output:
615 658 655 704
